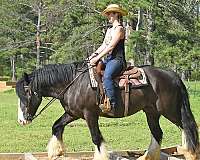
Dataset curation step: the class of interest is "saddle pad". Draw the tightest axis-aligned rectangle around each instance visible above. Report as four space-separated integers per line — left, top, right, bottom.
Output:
138 68 147 84
87 62 98 88
119 68 148 88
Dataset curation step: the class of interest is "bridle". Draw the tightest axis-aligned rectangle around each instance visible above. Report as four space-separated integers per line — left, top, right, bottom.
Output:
24 85 33 108
23 85 39 120
23 62 94 120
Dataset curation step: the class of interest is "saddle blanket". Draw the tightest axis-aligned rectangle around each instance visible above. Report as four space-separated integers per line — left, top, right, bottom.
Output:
87 62 98 88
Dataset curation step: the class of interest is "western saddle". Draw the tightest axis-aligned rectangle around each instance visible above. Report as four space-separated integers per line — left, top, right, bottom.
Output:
93 61 147 116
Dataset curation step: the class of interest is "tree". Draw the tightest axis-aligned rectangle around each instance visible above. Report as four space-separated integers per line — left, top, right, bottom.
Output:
0 0 35 79
126 0 199 80
0 0 199 80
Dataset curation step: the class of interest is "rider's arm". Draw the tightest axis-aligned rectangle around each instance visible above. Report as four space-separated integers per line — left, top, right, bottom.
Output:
96 26 124 59
95 43 106 55
89 30 109 59
94 29 110 54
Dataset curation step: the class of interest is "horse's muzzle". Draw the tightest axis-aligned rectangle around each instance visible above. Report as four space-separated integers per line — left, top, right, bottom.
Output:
18 114 32 126
18 119 32 126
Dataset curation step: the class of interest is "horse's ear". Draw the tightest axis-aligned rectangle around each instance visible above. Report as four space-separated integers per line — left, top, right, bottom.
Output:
24 72 30 84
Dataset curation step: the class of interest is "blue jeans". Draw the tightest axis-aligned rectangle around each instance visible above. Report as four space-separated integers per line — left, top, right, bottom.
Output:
103 59 123 105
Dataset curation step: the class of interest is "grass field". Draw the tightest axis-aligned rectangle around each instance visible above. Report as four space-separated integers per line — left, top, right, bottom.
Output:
0 81 199 153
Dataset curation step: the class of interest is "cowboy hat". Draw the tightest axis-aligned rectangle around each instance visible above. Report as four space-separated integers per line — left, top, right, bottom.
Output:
102 4 128 16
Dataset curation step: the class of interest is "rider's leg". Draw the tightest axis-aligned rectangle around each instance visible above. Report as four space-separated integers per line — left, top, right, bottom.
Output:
103 59 122 112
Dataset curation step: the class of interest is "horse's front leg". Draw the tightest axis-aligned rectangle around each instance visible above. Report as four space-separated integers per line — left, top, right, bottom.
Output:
84 110 108 160
47 112 78 160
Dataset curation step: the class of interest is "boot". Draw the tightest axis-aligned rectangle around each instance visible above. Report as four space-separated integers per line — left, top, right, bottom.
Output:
107 103 116 116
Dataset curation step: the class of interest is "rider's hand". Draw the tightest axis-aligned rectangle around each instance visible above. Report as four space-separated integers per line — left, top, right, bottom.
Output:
88 53 98 60
90 56 99 66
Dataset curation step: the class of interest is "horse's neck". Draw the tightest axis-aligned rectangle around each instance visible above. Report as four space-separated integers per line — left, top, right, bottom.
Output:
40 82 70 99
35 62 86 99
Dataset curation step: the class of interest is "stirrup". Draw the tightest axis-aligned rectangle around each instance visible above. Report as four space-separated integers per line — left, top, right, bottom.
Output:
99 96 111 113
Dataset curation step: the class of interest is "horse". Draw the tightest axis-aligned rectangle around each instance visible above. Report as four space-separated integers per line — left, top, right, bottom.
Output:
15 61 200 160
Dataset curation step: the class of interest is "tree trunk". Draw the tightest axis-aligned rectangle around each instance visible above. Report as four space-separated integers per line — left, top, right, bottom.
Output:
145 9 155 65
36 1 42 69
181 71 186 81
134 8 143 63
10 56 17 81
136 8 143 31
197 2 199 21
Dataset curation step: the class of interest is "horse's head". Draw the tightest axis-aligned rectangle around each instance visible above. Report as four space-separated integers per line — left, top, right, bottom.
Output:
16 73 42 125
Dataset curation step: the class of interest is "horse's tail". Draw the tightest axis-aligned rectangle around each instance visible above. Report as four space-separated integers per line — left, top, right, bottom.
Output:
178 79 199 153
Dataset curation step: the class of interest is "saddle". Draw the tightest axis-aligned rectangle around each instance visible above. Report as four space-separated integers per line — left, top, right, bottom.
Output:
95 61 147 88
88 61 148 116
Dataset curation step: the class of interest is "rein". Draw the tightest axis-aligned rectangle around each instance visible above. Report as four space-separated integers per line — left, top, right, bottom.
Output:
32 62 94 120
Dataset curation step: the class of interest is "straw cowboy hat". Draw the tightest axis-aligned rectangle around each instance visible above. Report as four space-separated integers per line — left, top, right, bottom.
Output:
102 4 128 16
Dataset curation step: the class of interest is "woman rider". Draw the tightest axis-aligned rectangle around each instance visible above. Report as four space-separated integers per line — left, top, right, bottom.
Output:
90 4 128 114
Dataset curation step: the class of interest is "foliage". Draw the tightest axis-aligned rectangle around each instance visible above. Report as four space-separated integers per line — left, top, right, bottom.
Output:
0 0 199 79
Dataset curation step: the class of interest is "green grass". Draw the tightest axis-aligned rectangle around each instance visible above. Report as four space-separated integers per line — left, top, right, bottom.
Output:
0 81 199 153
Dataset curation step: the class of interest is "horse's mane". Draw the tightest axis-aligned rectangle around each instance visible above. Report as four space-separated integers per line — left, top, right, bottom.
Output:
30 61 87 91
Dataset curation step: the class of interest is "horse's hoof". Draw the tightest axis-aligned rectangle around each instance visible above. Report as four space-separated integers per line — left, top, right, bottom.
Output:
48 149 64 160
47 136 65 160
177 145 188 155
48 155 64 160
93 143 109 160
177 145 199 160
136 154 151 160
48 154 64 160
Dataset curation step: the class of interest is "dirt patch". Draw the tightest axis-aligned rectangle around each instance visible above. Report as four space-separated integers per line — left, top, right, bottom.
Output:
0 81 12 92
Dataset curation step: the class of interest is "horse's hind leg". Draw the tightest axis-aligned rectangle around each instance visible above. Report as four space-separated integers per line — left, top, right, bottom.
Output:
84 110 108 160
163 112 200 160
137 110 163 160
47 112 78 160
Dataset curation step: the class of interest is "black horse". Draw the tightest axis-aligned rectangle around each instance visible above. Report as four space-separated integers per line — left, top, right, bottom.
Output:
16 61 199 160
